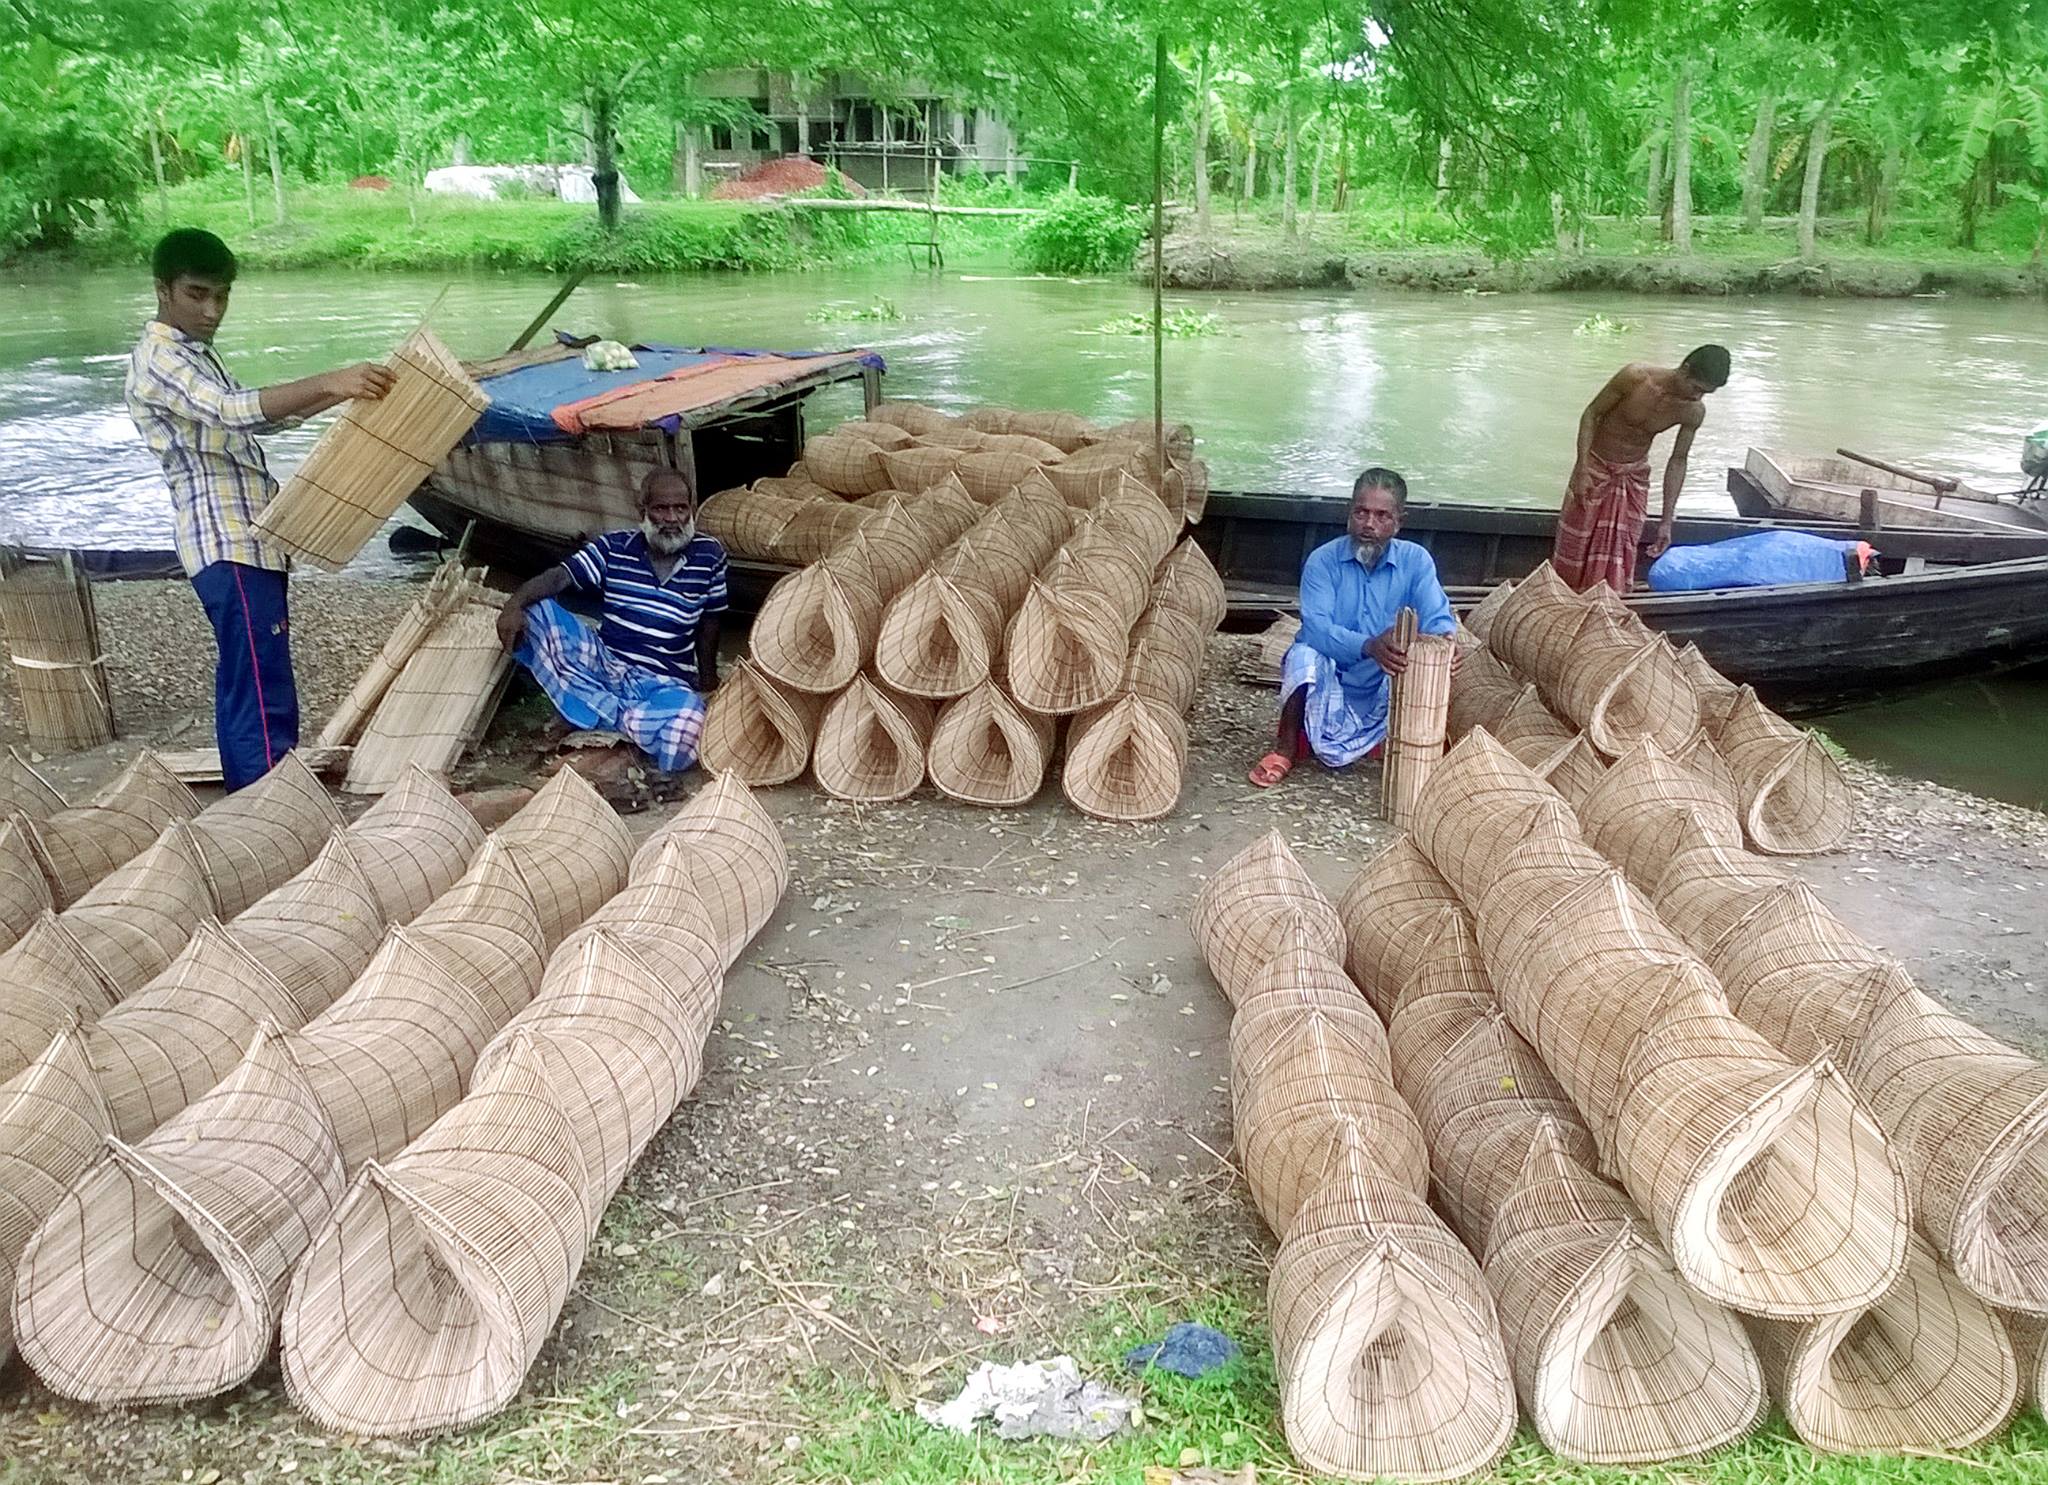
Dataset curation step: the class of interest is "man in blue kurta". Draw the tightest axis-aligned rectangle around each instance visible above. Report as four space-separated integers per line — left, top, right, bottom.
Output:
1251 468 1456 786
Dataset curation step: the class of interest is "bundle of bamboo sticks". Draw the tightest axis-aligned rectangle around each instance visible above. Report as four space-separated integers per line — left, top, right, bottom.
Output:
0 551 113 753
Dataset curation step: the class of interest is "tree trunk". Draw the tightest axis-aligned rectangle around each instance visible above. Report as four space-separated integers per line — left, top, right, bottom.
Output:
1435 134 1452 207
590 82 622 231
1644 137 1664 224
797 103 810 157
241 132 257 226
1797 75 1849 264
148 121 169 218
1281 91 1299 238
1193 45 1212 236
1309 128 1325 219
1741 88 1776 232
264 96 287 225
1334 111 1350 212
1670 63 1694 253
1866 139 1901 244
1959 155 1984 248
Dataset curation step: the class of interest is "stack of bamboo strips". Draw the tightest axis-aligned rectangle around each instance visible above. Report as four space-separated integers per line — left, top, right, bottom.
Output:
0 766 479 1366
9 768 618 1404
343 599 512 796
279 774 784 1436
1378 609 1453 829
254 328 489 572
1189 832 1518 1482
0 551 113 753
1451 563 1849 855
315 559 492 749
702 407 1225 821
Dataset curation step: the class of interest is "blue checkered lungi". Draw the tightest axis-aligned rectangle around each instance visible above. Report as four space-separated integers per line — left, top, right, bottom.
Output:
1280 640 1389 768
515 599 708 773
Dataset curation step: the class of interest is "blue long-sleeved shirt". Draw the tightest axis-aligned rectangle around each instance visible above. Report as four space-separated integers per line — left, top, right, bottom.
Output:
1297 536 1455 688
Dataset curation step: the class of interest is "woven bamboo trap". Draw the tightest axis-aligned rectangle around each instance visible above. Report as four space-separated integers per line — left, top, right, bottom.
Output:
771 498 874 566
792 431 891 497
833 417 917 450
1236 615 1298 687
879 443 966 494
1703 880 1905 1064
813 676 932 803
185 751 344 918
1337 835 1461 1020
1061 695 1187 822
868 400 957 437
1445 632 1522 741
1468 798 1606 937
1576 738 1742 895
698 488 805 559
1648 810 1790 960
1553 608 1701 759
1716 687 1851 855
752 556 884 695
1267 1130 1517 1483
926 682 1055 809
10 850 553 1404
490 765 632 951
1486 561 1587 685
1190 830 1346 1006
218 832 389 1021
0 749 64 821
1845 978 2048 1315
699 659 825 786
1536 734 1607 808
1411 729 1568 905
1489 685 1577 767
1460 581 1515 645
2013 1313 2048 1419
631 772 788 967
1749 1234 2021 1453
0 551 113 752
954 447 1050 503
25 750 197 909
344 601 511 796
0 816 53 954
1004 579 1140 715
873 570 1006 699
254 328 488 571
1676 642 1743 740
337 764 486 924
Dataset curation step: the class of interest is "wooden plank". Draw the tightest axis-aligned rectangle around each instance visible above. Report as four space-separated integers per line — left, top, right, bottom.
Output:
162 745 352 785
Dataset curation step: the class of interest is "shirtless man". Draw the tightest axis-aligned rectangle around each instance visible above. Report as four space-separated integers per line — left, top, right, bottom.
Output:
1552 344 1730 593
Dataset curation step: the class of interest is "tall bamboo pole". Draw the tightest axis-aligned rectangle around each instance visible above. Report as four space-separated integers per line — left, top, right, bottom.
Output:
1153 33 1167 493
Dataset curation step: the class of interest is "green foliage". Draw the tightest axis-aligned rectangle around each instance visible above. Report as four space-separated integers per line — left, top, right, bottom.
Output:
1090 308 1226 336
0 36 141 249
809 297 905 322
1018 192 1143 274
1574 312 1638 335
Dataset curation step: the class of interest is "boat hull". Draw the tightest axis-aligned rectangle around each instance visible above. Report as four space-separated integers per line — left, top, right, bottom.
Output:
1738 448 2048 535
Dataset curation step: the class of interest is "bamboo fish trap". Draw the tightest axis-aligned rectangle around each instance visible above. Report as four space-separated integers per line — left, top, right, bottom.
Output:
752 556 885 695
315 560 491 748
490 765 633 951
0 749 64 821
1061 694 1187 822
1486 562 1587 684
1716 687 1851 855
1338 836 1462 1021
1553 611 1700 759
1381 622 1453 830
25 750 197 909
1189 831 1347 1007
813 675 932 803
185 750 344 918
253 327 489 571
629 773 787 968
0 817 53 954
0 551 113 752
336 764 486 924
699 659 826 786
926 682 1055 809
344 600 512 795
10 842 553 1404
1575 738 1743 895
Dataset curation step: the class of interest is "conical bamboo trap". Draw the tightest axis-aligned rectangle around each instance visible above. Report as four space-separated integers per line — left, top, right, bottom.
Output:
1445 631 1522 741
0 823 217 1083
1550 608 1700 758
334 764 486 924
0 551 113 752
627 773 784 967
25 750 197 909
771 498 874 566
344 600 513 796
481 766 631 952
1676 643 1742 740
2013 1313 2048 1419
1844 978 2048 1315
1266 1131 1518 1483
832 417 918 450
1536 733 1607 808
799 431 891 497
1150 539 1227 635
0 816 53 953
1061 694 1187 822
315 560 492 749
1384 917 1768 1463
879 444 968 494
699 658 825 786
1337 835 1461 1021
1411 730 1568 905
873 569 1006 699
185 751 344 917
0 749 64 820
1673 726 1740 811
280 788 774 1437
698 487 806 559
254 328 489 571
927 683 1056 809
1716 687 1851 854
1190 831 1347 1006
219 832 391 1020
813 675 932 803
752 554 885 694
866 400 957 437
1486 562 1587 684
1461 581 1515 645
1004 578 1143 715
1576 738 1742 895
1748 1233 2020 1453
1489 686 1577 767
10 839 557 1404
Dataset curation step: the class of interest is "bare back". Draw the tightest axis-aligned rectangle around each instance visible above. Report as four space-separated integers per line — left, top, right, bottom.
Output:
1585 363 1705 465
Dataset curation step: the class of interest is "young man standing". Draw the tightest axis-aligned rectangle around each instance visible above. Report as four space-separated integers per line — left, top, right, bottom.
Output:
127 228 395 789
1553 344 1731 593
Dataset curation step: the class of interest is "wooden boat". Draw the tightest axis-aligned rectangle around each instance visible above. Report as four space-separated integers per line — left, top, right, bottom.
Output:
1733 448 2048 535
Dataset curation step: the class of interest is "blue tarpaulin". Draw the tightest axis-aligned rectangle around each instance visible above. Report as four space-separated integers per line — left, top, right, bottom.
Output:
466 340 885 444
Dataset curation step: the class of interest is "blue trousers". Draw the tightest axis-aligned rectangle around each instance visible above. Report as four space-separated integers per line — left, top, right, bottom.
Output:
191 562 298 792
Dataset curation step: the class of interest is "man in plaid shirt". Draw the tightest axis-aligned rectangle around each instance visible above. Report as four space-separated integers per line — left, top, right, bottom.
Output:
126 229 395 789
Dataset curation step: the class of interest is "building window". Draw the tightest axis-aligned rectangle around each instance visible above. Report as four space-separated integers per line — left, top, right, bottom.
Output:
709 124 733 151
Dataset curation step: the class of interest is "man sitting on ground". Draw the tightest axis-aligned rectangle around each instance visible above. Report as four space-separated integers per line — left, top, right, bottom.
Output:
1249 467 1455 787
497 468 725 772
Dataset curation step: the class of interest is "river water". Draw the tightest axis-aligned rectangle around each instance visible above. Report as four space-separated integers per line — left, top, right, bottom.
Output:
1 264 2044 807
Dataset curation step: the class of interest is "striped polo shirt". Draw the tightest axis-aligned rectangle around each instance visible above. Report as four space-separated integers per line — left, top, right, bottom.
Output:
564 530 728 684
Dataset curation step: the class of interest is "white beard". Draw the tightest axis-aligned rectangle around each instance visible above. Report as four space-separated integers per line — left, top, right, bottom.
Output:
643 516 695 554
1353 537 1388 568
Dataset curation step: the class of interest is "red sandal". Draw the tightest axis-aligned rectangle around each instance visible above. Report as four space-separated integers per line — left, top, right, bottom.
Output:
1249 752 1294 787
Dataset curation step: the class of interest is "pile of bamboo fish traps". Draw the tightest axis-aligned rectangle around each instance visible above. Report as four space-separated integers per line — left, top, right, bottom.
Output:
0 550 114 752
10 750 196 909
9 769 619 1404
0 753 351 1084
1189 832 1518 1481
0 769 475 1365
708 411 1224 820
279 774 785 1436
1451 565 1849 855
254 327 490 572
1381 910 1768 1462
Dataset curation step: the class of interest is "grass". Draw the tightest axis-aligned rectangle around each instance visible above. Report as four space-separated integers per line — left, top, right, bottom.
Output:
1090 308 1227 337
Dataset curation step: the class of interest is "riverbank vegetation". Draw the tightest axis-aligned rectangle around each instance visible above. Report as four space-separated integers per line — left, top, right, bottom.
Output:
7 2 2047 286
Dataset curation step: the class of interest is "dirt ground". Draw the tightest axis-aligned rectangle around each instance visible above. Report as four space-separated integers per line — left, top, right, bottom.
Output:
1 609 2045 1484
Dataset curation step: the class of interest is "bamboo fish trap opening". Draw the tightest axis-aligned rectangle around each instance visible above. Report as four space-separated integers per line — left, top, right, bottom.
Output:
0 551 113 753
254 327 489 572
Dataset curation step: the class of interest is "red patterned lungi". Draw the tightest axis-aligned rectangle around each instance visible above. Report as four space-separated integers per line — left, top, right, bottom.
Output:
1552 453 1652 593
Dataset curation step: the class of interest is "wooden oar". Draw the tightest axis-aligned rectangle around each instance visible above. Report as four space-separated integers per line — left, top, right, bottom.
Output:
506 270 589 354
1837 447 1960 494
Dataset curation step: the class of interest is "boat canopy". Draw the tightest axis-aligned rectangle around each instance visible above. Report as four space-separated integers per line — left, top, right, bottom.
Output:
462 336 884 444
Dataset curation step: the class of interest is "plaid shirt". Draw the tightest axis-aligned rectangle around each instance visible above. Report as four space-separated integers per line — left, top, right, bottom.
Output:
125 320 289 577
